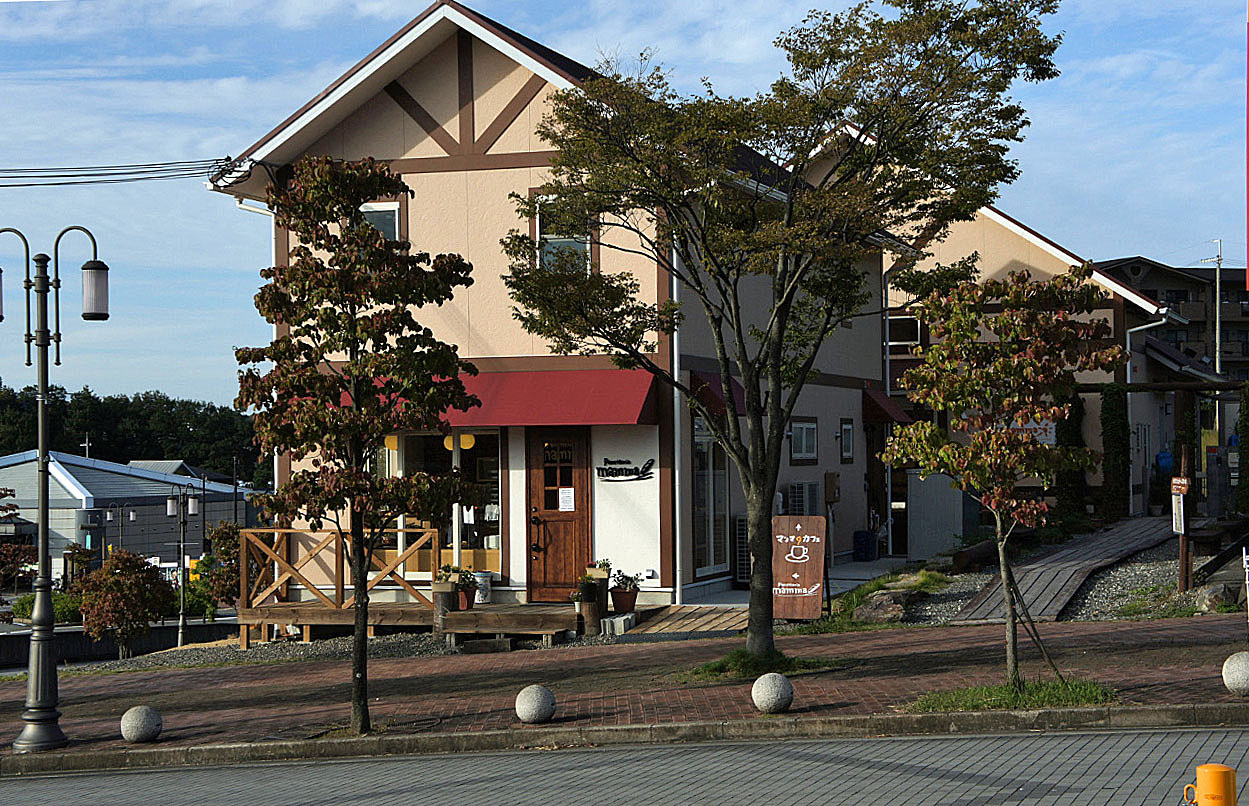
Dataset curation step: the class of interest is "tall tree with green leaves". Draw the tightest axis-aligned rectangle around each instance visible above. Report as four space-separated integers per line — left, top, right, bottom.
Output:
236 156 480 734
503 0 1062 655
882 265 1124 690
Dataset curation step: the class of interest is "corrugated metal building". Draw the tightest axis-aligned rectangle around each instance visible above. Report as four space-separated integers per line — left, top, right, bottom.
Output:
0 451 257 580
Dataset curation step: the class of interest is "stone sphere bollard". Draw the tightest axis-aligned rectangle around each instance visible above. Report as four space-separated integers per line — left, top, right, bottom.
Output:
1222 652 1249 696
752 672 794 714
120 705 163 743
515 684 557 724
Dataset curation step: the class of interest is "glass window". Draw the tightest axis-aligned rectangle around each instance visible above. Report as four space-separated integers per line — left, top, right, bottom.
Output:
693 417 729 575
840 418 855 464
790 421 817 462
537 205 589 271
361 202 399 241
457 433 501 571
1164 289 1190 304
392 431 501 576
887 316 921 355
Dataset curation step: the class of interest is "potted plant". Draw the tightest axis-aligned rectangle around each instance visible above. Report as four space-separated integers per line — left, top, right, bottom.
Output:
586 557 611 579
569 590 582 614
438 564 479 611
609 569 641 614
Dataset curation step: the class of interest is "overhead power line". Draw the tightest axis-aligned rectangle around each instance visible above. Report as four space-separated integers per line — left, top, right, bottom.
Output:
0 158 232 188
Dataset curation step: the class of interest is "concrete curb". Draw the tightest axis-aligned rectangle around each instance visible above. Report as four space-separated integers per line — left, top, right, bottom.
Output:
4 702 1248 777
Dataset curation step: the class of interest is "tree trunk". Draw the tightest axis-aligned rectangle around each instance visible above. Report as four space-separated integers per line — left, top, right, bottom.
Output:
745 489 775 655
995 523 1021 693
349 517 371 734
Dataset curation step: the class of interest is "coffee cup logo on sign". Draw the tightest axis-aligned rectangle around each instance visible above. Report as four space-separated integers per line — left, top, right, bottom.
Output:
784 544 810 563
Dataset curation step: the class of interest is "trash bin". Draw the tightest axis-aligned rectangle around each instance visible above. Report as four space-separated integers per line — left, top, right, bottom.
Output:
852 530 877 562
473 571 493 605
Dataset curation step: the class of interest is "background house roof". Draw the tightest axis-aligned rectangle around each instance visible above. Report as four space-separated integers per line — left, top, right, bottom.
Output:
128 459 234 485
0 452 240 508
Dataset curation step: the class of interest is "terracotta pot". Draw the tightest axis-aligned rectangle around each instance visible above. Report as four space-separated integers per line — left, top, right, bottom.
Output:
610 587 638 614
457 590 474 610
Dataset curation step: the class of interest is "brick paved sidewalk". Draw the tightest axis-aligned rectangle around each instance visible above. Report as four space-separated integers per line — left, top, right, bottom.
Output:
2 614 1246 755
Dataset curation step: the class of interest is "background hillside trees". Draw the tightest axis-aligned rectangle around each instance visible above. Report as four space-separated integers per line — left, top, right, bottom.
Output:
0 382 266 487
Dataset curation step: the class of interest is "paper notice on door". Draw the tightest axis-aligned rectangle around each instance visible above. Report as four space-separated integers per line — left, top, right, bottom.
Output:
558 487 575 511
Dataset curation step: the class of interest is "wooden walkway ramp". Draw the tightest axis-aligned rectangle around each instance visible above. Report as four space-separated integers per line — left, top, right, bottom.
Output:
951 516 1173 624
628 605 749 635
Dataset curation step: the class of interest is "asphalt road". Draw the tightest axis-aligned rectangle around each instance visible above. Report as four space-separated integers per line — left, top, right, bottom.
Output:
3 729 1247 805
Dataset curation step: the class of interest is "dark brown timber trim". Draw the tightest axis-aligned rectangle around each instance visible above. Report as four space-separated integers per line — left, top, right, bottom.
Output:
477 75 546 155
384 81 459 156
388 151 556 174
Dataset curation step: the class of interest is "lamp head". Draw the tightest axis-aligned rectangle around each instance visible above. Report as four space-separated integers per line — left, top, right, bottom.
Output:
81 259 109 321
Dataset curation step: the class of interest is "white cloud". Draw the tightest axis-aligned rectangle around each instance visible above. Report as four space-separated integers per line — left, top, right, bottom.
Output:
0 0 414 40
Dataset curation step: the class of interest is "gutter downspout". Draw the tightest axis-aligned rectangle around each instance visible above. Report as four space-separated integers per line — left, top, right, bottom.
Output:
672 247 684 605
1125 309 1174 516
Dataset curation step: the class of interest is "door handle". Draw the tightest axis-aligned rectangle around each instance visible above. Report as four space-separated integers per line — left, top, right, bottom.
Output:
530 542 542 553
530 515 542 526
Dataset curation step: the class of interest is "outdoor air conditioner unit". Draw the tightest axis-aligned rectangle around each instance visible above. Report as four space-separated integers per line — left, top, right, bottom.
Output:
734 516 751 584
786 481 822 517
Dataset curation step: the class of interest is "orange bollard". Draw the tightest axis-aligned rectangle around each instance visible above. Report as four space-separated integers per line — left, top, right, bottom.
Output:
1184 764 1237 806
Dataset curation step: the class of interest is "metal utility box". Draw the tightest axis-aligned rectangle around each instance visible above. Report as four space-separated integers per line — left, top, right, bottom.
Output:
905 470 980 561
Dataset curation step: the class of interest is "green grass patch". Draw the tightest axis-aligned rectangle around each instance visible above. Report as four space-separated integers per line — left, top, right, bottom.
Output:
1117 582 1199 619
908 678 1115 713
676 649 839 683
787 569 952 635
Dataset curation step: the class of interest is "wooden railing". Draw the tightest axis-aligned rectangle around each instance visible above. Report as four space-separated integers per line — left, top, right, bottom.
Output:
239 527 439 610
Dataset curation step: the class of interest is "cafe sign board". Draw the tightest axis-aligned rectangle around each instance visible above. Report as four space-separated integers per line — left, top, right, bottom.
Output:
771 515 827 620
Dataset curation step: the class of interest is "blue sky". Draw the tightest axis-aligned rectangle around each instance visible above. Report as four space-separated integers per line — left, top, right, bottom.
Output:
0 0 1243 405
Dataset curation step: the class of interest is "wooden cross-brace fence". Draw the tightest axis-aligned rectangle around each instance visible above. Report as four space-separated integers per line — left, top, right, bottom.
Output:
239 527 438 612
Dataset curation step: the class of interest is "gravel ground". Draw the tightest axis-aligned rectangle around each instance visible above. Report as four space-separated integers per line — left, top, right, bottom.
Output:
902 571 994 624
43 629 618 677
1059 539 1216 621
893 538 1225 625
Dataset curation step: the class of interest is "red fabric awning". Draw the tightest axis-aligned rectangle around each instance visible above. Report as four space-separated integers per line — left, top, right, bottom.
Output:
690 370 747 418
863 388 912 424
446 369 659 427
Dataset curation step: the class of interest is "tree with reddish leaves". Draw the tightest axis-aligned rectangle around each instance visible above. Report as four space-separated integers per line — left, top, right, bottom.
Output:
882 264 1124 691
77 551 176 659
0 544 34 596
236 156 479 735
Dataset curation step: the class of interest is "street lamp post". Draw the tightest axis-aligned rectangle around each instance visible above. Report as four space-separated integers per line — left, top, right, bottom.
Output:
167 485 199 648
3 225 111 753
105 503 135 556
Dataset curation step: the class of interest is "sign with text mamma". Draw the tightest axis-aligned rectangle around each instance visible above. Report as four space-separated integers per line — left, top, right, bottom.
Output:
771 515 827 620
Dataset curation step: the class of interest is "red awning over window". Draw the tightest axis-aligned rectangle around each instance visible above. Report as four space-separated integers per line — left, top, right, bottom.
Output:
446 369 659 427
863 388 912 424
690 370 747 418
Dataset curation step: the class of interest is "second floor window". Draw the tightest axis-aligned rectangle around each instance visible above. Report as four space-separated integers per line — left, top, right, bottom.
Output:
361 202 400 241
790 420 817 462
536 206 589 271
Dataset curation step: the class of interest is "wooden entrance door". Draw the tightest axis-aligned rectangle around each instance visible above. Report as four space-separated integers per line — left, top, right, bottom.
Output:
526 427 591 602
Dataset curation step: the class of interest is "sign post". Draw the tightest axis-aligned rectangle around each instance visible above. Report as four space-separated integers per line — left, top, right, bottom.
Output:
1173 473 1191 591
771 515 827 620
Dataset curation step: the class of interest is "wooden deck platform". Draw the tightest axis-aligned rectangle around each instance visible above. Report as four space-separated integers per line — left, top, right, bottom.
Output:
951 516 1174 624
628 605 749 635
239 602 579 641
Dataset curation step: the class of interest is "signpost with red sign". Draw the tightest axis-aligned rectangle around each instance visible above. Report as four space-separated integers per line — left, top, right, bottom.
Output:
771 515 827 620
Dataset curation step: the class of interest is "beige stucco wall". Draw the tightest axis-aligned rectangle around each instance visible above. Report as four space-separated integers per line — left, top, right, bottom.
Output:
677 253 884 383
